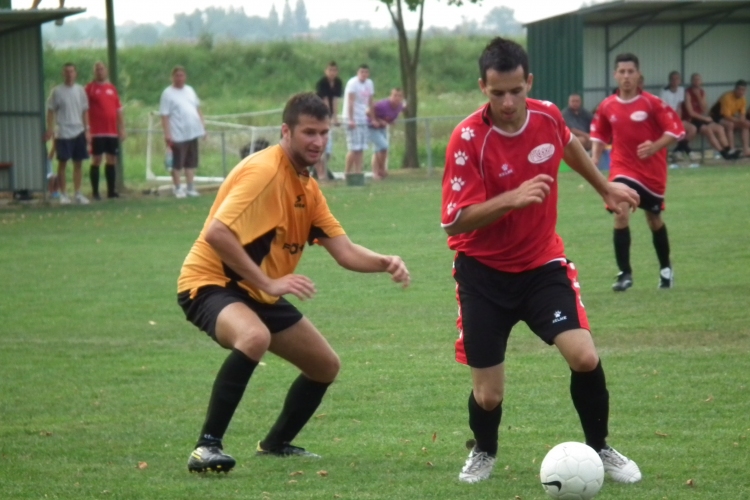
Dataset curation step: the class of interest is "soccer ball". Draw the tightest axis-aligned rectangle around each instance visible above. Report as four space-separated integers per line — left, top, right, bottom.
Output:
539 442 604 500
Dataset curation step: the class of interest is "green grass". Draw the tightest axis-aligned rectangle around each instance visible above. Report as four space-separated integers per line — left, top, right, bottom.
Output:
1 166 749 499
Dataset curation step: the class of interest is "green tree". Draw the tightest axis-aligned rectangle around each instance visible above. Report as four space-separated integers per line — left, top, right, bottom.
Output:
280 0 295 37
294 0 311 34
380 0 481 168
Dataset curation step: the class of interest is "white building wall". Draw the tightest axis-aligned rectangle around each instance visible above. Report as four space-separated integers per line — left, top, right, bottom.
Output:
583 22 750 111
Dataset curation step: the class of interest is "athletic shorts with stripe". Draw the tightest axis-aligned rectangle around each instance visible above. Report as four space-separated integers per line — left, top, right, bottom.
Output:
178 283 303 341
453 253 590 369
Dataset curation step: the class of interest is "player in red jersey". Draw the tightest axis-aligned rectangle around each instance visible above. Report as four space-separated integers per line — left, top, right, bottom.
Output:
442 37 642 485
591 53 685 291
85 62 125 199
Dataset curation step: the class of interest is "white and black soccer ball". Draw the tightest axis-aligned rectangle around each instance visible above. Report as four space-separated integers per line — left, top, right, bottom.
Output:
539 442 604 500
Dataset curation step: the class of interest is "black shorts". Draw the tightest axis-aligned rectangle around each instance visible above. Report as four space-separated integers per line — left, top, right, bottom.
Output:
610 176 665 214
55 133 89 162
91 136 119 156
453 254 590 369
177 284 303 341
690 119 705 132
172 139 199 169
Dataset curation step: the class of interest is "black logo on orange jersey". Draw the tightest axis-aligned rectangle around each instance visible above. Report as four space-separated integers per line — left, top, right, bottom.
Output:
283 242 305 255
294 195 305 208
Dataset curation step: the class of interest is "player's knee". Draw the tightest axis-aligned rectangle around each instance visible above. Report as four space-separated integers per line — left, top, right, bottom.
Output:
568 350 600 372
473 389 504 410
233 328 271 359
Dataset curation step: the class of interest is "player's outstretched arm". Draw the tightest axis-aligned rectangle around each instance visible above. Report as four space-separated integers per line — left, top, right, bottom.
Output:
204 219 316 300
563 137 639 214
443 174 553 236
636 133 678 159
318 235 410 288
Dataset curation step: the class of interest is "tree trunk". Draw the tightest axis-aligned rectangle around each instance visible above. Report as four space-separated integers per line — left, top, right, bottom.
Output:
402 66 419 168
388 0 424 169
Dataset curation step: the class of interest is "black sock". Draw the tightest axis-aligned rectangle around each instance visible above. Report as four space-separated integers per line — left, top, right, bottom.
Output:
260 375 331 450
570 361 609 452
652 224 671 269
613 227 632 274
89 165 100 197
196 349 258 448
105 164 116 196
468 391 502 457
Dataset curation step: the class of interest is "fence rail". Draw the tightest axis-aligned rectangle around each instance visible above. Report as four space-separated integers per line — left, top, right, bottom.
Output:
139 113 466 184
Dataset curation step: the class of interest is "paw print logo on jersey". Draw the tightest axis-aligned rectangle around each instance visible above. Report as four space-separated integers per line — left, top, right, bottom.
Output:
461 127 475 141
454 151 469 166
450 177 466 192
446 202 457 215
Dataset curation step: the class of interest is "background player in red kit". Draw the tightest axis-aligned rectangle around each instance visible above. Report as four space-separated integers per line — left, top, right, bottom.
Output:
591 53 685 291
85 61 125 199
441 37 642 485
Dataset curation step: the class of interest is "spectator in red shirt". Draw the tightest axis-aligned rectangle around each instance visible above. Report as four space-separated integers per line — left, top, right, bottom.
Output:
441 37 641 486
85 61 125 199
591 53 685 292
683 73 740 160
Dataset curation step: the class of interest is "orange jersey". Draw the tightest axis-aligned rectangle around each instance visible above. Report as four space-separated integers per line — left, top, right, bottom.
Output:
177 145 345 303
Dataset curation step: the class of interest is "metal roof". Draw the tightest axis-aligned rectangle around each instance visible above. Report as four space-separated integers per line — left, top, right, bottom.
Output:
0 8 85 36
527 0 750 27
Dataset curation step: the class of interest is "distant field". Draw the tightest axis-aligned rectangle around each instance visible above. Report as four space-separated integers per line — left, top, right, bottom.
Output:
1 165 748 499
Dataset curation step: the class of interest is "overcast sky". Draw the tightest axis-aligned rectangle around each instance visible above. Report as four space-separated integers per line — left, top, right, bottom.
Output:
49 0 588 28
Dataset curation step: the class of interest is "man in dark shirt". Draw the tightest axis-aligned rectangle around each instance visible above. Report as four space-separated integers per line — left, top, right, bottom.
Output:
562 93 594 151
314 61 343 181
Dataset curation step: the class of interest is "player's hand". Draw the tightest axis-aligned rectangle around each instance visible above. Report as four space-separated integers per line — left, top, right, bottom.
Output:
265 274 317 300
509 174 554 209
636 140 657 159
603 182 639 214
85 130 92 144
44 129 54 142
164 136 173 148
348 119 356 130
380 255 410 288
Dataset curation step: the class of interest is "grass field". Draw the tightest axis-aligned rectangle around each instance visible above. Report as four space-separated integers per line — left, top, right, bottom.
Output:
1 165 749 499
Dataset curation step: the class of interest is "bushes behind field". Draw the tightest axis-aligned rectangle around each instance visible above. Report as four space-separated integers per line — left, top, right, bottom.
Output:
43 36 497 108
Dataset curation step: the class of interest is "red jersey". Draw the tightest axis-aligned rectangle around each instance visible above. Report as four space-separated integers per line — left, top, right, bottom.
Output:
85 82 121 137
441 99 572 273
591 91 684 196
682 86 704 120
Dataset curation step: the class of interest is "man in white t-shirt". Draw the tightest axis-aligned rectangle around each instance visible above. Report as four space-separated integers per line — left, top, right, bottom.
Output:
341 65 374 178
660 71 696 161
160 66 206 198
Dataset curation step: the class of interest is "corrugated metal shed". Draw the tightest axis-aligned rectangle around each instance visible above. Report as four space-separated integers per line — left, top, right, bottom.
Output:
526 0 750 111
0 8 84 192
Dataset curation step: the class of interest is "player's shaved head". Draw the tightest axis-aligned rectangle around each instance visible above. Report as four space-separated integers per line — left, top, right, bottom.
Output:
479 37 529 82
283 92 330 129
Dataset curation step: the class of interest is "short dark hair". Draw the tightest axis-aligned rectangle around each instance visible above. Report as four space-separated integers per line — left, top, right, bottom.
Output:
327 61 337 67
478 37 529 81
63 62 76 69
614 53 639 70
735 79 748 89
282 92 329 129
358 64 369 70
172 65 186 75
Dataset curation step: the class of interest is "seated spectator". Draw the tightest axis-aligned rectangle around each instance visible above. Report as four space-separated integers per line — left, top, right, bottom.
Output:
683 73 740 160
661 71 696 159
710 80 750 157
562 93 593 150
